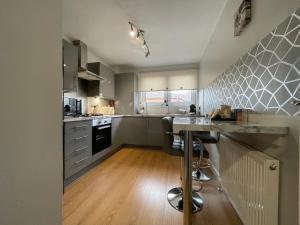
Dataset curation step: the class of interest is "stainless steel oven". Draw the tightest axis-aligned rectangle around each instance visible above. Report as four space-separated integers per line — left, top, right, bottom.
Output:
92 118 112 162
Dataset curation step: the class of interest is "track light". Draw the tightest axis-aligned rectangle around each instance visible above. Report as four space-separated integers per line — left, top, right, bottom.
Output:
128 21 150 58
129 23 135 37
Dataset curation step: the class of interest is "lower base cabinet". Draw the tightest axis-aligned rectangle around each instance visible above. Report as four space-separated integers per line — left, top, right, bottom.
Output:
64 120 92 179
111 117 164 149
111 117 123 150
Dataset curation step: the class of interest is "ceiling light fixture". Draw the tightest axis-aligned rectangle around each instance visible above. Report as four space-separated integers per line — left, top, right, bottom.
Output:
129 23 135 37
128 21 150 58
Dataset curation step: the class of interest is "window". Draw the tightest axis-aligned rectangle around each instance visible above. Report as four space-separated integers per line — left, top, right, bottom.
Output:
137 90 197 114
169 90 192 103
145 91 165 104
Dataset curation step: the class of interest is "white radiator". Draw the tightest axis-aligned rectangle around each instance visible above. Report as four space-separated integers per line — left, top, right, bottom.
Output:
219 136 279 225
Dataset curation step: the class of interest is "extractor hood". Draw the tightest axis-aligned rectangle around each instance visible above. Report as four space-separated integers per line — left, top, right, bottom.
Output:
73 40 103 81
78 69 103 81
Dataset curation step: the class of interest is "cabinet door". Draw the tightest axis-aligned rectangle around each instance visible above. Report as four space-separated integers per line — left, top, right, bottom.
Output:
112 117 123 150
120 117 147 145
87 80 101 97
146 117 164 147
100 64 115 100
63 40 78 92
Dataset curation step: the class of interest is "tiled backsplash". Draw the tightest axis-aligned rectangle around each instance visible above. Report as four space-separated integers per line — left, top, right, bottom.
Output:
204 8 300 116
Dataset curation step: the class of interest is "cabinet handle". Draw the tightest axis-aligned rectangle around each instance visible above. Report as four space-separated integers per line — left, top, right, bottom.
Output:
74 157 89 165
74 125 88 129
74 146 88 153
72 135 88 142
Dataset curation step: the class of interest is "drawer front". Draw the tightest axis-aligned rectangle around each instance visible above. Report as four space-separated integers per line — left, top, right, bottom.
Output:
65 120 92 139
64 144 91 160
64 120 92 157
65 150 91 179
64 134 90 156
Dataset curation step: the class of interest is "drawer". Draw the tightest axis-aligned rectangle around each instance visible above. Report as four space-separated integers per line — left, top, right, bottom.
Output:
65 120 92 139
65 150 91 179
64 144 91 160
64 134 90 155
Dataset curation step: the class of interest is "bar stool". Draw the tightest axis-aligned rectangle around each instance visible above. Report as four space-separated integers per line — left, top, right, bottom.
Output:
162 117 204 213
192 131 219 182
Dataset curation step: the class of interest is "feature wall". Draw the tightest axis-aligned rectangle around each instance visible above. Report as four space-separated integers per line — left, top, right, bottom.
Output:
203 8 300 116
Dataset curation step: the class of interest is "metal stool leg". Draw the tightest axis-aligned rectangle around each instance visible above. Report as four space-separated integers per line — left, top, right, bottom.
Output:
167 187 203 213
192 139 212 182
167 139 204 214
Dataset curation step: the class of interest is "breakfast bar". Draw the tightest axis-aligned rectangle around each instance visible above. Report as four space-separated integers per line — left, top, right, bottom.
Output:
172 117 289 225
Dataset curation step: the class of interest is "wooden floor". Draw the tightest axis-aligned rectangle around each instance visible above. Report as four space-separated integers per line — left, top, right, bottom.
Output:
63 147 243 225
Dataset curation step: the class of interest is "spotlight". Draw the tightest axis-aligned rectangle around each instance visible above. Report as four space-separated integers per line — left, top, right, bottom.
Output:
129 23 135 37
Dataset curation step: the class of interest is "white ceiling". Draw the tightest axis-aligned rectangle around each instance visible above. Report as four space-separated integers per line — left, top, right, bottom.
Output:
63 0 225 69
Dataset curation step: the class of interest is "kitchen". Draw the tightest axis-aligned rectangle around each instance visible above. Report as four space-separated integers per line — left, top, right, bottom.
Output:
1 1 300 225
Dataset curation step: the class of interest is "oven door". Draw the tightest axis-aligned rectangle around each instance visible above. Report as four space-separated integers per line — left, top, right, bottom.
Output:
92 124 111 155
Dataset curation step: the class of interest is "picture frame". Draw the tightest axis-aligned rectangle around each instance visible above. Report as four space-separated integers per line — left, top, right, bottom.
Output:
234 0 251 36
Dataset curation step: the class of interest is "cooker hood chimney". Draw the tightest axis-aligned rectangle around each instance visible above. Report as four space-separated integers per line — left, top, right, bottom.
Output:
73 40 103 81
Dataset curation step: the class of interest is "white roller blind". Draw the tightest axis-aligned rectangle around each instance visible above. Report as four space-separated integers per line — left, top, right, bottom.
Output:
138 71 168 91
138 69 198 91
167 69 198 90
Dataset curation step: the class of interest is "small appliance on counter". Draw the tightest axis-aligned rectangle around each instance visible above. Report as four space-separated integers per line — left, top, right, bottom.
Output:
64 97 82 116
189 104 197 114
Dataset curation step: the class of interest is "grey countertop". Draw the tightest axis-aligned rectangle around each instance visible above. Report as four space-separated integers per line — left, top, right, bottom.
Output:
64 114 202 122
173 117 289 134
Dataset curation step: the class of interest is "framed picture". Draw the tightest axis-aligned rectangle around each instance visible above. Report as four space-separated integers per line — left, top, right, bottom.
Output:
234 0 251 36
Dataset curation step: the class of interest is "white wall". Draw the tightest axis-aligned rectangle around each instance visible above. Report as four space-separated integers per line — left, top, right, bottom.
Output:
199 0 300 88
0 1 63 225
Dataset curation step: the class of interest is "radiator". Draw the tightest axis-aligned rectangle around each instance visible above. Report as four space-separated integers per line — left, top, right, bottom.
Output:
219 136 280 225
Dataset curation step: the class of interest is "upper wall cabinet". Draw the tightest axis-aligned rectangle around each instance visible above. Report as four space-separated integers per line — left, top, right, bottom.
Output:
86 62 115 99
138 69 198 91
63 40 78 92
73 40 87 71
86 62 101 97
100 64 115 100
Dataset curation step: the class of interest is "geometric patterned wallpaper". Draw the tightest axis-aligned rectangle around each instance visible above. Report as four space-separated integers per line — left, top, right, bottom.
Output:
204 8 300 116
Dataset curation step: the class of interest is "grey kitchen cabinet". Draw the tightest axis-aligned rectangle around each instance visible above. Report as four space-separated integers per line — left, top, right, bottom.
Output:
122 117 148 146
63 39 78 92
113 117 164 147
115 73 138 114
111 117 123 150
87 62 101 97
73 40 87 71
146 117 164 146
87 80 101 97
64 120 92 179
100 64 115 100
86 63 114 99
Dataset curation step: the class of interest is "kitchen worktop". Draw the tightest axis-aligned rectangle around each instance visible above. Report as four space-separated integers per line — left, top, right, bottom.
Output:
64 114 202 122
173 117 289 134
